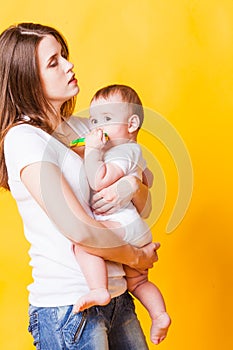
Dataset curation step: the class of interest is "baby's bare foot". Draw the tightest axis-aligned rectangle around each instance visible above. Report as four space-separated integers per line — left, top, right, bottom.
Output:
150 312 171 345
73 288 111 313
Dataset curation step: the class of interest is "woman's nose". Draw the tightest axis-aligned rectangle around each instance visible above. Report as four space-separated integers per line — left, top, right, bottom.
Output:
62 57 74 72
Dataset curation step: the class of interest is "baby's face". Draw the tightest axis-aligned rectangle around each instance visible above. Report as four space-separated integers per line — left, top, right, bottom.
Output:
89 94 131 143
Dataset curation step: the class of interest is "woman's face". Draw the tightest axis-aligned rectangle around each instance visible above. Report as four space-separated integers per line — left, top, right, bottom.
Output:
37 35 79 113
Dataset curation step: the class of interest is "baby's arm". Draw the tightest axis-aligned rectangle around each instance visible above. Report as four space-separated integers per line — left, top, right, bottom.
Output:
142 167 154 188
84 129 125 191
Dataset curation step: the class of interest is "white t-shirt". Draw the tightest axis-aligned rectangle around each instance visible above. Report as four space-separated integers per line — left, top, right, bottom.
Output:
93 143 152 247
4 116 126 307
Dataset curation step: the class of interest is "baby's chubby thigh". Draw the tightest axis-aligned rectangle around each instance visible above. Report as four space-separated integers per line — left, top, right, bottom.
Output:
123 264 149 293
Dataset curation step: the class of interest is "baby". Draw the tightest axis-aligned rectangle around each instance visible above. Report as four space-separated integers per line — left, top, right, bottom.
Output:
73 84 171 345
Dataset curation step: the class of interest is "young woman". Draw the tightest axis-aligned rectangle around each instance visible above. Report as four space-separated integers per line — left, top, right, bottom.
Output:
0 23 159 349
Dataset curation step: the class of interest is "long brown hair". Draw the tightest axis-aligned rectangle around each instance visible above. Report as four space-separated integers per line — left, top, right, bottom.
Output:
0 23 76 190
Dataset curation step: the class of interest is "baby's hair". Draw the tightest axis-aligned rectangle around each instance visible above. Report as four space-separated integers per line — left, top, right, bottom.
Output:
91 84 144 128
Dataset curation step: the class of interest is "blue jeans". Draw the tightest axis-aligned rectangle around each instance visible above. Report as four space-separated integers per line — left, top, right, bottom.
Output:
28 291 149 350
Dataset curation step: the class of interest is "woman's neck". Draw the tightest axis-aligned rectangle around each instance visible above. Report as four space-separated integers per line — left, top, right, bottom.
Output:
53 118 78 147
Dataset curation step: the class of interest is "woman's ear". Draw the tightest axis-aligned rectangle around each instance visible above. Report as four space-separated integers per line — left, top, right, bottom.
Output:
128 114 140 133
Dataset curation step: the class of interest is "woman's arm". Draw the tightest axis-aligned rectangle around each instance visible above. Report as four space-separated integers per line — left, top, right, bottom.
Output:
21 161 159 270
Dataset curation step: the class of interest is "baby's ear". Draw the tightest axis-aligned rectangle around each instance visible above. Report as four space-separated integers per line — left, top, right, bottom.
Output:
128 114 140 133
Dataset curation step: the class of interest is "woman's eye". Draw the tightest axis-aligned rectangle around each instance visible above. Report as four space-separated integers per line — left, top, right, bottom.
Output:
49 60 58 68
105 116 111 122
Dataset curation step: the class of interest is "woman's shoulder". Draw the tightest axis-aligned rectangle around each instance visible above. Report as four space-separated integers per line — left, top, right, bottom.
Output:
5 123 50 149
6 123 45 137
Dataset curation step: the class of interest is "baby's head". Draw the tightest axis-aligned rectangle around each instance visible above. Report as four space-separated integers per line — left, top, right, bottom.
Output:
89 84 144 143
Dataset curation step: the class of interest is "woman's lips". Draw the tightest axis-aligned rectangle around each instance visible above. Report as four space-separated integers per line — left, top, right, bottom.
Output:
68 74 77 85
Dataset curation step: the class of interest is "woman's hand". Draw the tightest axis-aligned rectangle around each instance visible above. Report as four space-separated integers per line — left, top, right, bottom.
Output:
91 174 152 218
130 242 161 272
91 175 139 215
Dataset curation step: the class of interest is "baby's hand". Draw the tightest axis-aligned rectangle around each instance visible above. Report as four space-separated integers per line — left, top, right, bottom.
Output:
85 129 107 149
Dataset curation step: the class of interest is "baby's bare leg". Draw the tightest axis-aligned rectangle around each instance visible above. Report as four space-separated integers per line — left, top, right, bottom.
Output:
73 220 124 313
124 265 171 345
73 245 111 313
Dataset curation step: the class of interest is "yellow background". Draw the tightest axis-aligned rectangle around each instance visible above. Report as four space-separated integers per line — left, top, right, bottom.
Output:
0 1 233 349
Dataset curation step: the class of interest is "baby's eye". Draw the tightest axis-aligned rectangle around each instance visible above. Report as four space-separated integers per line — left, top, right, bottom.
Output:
91 118 98 124
105 116 111 122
